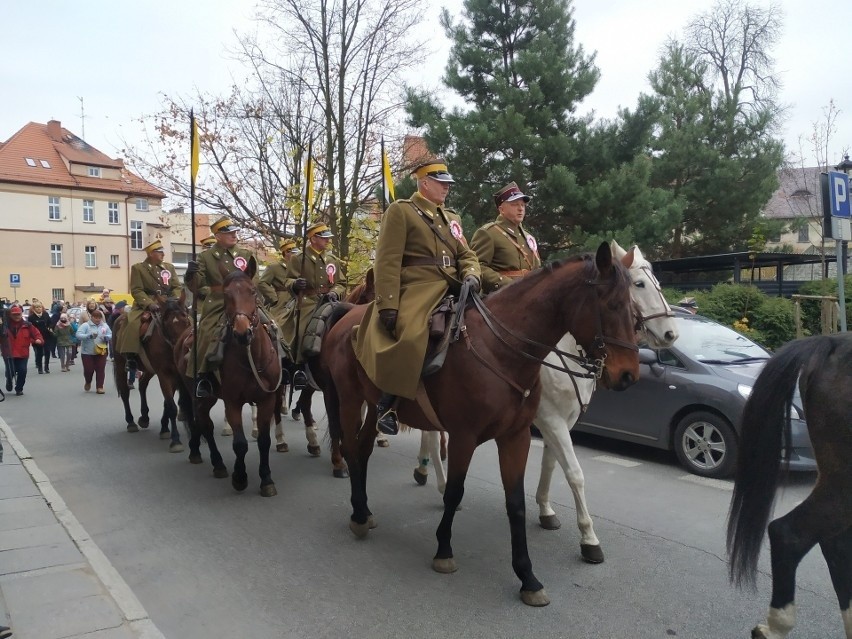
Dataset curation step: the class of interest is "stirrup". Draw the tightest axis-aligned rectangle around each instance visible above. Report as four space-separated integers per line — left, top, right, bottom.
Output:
376 407 399 436
292 369 308 391
196 376 214 398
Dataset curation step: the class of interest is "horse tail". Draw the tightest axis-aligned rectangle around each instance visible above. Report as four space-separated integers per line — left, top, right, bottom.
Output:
726 336 826 588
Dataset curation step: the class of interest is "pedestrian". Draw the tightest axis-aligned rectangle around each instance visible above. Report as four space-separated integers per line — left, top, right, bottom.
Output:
1 303 44 396
80 299 99 323
27 301 55 374
353 158 480 434
54 313 74 371
68 312 79 366
76 309 112 394
470 181 541 294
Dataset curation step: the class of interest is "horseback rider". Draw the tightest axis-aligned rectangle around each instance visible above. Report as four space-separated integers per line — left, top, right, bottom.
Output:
258 236 300 330
353 159 481 435
184 215 257 397
281 222 347 389
119 239 182 372
199 236 217 250
470 181 541 294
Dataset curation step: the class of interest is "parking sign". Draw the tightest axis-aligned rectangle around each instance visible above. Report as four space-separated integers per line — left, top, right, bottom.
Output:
9 273 20 288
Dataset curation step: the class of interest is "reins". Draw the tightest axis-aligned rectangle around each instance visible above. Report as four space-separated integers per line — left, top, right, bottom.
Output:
225 308 283 394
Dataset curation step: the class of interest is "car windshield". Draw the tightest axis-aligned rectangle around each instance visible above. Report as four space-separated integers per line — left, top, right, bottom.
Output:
674 316 771 363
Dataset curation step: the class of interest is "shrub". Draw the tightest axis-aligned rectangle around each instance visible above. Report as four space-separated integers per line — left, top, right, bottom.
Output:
795 274 852 336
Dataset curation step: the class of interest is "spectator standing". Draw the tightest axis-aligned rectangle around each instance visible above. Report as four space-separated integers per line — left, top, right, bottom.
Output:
28 301 55 374
76 310 112 393
54 313 74 372
80 299 99 323
68 313 79 365
1 304 43 395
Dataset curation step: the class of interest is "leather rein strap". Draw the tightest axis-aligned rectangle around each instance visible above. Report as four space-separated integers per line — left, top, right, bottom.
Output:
226 308 284 394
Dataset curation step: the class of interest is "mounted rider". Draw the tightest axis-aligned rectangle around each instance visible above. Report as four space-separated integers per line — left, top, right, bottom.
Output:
258 236 301 331
281 222 347 389
184 215 258 397
353 159 481 435
470 181 540 294
118 239 181 371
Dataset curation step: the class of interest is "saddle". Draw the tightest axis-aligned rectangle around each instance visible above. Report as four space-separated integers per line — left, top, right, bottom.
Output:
139 311 155 343
422 295 455 377
301 300 337 359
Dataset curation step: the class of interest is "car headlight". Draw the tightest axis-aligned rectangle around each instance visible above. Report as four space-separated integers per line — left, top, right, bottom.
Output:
737 384 752 399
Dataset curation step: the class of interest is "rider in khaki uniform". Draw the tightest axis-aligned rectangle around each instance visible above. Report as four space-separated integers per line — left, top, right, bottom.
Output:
199 236 217 250
258 237 300 328
184 215 257 396
281 223 347 388
470 181 541 294
354 159 481 435
119 239 181 369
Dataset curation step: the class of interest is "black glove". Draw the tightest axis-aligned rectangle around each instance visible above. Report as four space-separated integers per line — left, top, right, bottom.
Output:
326 291 339 303
464 275 481 294
185 260 200 277
147 303 160 313
379 309 398 334
291 278 308 293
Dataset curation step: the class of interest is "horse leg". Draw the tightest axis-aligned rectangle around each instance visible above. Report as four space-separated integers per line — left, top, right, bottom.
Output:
430 431 447 494
250 403 259 439
414 431 431 486
255 398 277 497
179 386 203 464
376 431 389 448
117 376 138 433
138 374 151 429
299 390 322 457
199 399 228 478
225 402 249 492
536 425 603 563
440 431 447 461
496 427 548 607
819 525 852 639
272 387 288 452
160 379 184 453
345 403 377 537
432 434 476 574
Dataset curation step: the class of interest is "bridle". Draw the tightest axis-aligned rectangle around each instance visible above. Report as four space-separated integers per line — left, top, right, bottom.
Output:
631 264 675 333
224 301 282 393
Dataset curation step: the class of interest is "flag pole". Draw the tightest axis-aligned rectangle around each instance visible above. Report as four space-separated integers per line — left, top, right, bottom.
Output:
290 140 312 407
381 137 388 214
189 110 200 399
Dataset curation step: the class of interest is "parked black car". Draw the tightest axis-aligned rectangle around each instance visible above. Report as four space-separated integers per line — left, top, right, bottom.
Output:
573 310 816 478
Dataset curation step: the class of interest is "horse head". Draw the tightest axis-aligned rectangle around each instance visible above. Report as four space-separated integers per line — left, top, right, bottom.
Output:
610 240 678 349
160 292 191 343
223 265 259 346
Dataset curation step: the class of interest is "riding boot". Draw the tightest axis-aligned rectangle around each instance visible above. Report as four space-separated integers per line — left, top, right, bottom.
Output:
292 367 308 391
196 372 216 398
376 392 399 436
124 353 138 373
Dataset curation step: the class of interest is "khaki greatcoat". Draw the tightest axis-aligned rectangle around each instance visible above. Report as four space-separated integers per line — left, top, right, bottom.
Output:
185 244 256 376
279 247 347 363
354 192 480 399
118 259 181 355
258 261 294 328
470 215 541 294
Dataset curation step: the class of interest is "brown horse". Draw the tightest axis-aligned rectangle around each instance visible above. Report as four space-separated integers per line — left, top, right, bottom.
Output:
112 293 190 453
727 333 852 639
320 243 639 606
176 258 283 496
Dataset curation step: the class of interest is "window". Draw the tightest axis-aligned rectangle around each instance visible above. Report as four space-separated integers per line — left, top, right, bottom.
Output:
130 220 143 249
110 254 120 267
48 196 60 221
85 246 97 267
88 166 101 177
50 244 63 267
798 225 809 243
25 158 36 167
40 160 51 168
136 198 149 211
108 201 119 225
51 288 65 301
83 199 94 223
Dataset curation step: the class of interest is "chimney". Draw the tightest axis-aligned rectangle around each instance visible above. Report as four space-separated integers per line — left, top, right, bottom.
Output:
47 120 62 141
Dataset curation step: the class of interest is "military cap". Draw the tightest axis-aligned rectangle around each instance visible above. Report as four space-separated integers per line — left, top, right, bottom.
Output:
210 215 239 234
279 237 299 252
200 236 216 248
306 222 334 238
412 159 455 183
144 239 165 253
493 181 531 207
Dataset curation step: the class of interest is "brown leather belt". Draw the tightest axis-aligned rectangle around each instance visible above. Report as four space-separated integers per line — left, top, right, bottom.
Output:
301 286 330 296
498 269 530 277
401 255 453 268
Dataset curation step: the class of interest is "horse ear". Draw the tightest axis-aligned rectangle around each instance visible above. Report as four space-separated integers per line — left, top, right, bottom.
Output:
621 247 635 269
596 241 613 275
610 239 626 259
366 267 374 289
246 256 258 279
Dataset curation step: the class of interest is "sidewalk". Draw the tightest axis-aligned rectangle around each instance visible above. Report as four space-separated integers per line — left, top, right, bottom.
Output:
0 415 165 639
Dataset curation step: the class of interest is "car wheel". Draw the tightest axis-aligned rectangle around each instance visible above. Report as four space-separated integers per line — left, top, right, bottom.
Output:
673 411 738 479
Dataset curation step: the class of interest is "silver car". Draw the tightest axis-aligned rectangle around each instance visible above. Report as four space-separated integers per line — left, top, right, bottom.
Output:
572 311 816 478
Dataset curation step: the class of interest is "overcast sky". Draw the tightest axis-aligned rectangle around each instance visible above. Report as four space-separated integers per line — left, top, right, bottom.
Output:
2 0 850 171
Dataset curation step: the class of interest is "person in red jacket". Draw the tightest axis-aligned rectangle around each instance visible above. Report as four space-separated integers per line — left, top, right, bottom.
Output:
1 304 43 396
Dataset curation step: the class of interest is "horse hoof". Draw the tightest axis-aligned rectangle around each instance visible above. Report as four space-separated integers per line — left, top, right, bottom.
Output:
139 418 149 429
307 444 321 457
539 515 561 530
520 589 550 607
291 412 301 422
431 557 457 574
232 479 248 492
189 454 203 465
368 515 377 529
333 467 349 479
126 423 139 433
580 544 604 564
349 519 370 538
413 469 428 486
276 443 289 453
376 438 389 448
251 429 259 439
214 467 229 479
169 442 184 454
221 427 232 436
260 484 277 497
159 431 171 440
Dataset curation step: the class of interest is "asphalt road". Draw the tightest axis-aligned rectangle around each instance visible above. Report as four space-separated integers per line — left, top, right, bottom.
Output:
0 360 840 639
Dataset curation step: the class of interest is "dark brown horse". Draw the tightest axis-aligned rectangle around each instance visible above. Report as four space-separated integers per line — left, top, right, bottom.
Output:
112 293 190 453
320 243 639 606
176 258 283 496
727 333 852 639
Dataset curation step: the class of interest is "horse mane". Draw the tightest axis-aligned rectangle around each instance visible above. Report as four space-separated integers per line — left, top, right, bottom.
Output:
223 269 252 285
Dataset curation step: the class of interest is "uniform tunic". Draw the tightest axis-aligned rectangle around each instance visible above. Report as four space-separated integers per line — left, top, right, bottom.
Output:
258 260 294 328
118 258 181 355
470 215 541 294
185 244 256 375
354 192 480 399
280 247 347 363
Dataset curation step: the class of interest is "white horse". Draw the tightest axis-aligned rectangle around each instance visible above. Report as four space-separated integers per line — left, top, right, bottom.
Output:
414 241 679 563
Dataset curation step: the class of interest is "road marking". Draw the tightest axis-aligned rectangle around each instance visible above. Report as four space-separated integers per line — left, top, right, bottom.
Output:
592 455 642 467
678 474 733 491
